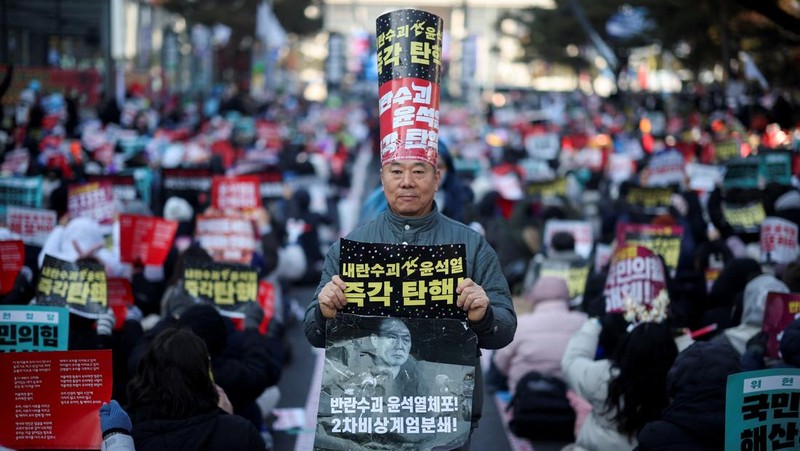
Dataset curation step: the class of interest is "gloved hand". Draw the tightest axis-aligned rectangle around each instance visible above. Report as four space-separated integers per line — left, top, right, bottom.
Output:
243 301 265 331
125 305 144 323
96 309 116 336
99 400 132 437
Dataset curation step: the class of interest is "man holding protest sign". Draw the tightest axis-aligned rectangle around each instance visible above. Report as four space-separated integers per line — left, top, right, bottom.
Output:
304 9 515 450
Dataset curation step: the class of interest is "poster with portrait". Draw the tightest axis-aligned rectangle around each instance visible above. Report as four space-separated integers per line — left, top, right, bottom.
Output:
543 220 593 259
339 239 467 319
759 217 799 265
316 314 476 451
35 256 107 319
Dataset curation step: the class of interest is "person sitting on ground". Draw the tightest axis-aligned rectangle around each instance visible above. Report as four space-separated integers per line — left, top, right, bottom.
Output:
126 327 265 450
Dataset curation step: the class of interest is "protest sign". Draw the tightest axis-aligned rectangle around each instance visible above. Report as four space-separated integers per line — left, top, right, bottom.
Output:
537 260 591 301
6 206 57 247
182 261 258 318
624 186 673 215
524 132 560 160
616 223 684 275
107 278 134 331
686 162 723 192
0 148 30 175
645 149 685 187
88 168 152 205
211 175 262 211
0 349 112 450
376 9 443 164
36 255 107 319
714 140 740 162
316 314 476 451
161 167 213 211
339 239 467 319
607 153 634 184
762 292 800 360
0 176 42 216
68 182 115 226
574 147 604 171
0 240 24 295
526 177 567 199
760 217 799 265
722 202 765 235
543 220 594 259
118 214 178 266
255 169 285 201
519 158 556 182
0 305 69 352
603 245 668 313
725 368 800 451
195 214 256 264
761 152 792 186
723 158 761 190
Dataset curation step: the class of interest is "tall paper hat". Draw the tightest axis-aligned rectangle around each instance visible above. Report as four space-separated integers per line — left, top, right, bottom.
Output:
376 9 443 167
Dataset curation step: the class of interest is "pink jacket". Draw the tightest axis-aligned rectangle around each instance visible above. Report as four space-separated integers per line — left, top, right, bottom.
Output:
493 299 587 394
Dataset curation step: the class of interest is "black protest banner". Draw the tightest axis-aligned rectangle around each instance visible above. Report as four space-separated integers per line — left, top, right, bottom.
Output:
182 261 258 318
36 255 107 319
339 239 466 319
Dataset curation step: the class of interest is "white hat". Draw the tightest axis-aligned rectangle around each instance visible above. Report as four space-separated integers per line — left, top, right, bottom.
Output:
163 197 194 222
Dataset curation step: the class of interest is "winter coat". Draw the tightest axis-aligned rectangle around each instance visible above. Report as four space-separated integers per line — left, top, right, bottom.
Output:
561 320 635 451
304 204 516 426
493 299 586 393
713 274 789 355
131 409 264 451
636 341 741 451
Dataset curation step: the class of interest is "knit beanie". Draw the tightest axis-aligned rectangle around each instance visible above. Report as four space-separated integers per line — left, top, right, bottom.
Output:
528 276 570 305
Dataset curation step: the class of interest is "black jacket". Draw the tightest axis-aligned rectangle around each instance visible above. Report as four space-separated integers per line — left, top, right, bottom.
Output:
132 409 264 451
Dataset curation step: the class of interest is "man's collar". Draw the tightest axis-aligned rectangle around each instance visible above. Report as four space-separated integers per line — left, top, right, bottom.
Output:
384 202 441 232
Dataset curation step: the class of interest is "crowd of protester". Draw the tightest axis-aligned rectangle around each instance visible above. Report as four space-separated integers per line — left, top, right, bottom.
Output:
1 60 800 451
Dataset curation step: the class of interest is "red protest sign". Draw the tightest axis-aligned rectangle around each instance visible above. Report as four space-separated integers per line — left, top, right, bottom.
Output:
603 245 668 313
0 240 24 295
107 278 134 331
119 214 178 266
68 181 115 226
0 349 112 450
762 292 800 359
6 206 57 247
211 176 261 211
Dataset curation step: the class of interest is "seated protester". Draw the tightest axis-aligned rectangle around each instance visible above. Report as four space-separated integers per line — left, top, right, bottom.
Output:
522 231 584 297
698 258 762 334
129 303 282 431
562 319 678 451
636 341 741 451
127 328 265 450
493 277 587 394
711 274 789 356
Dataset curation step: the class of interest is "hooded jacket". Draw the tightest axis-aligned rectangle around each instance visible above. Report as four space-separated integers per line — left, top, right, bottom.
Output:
304 205 516 426
716 274 789 355
636 341 741 451
131 409 264 451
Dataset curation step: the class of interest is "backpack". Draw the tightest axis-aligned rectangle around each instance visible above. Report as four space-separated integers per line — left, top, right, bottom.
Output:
507 371 576 441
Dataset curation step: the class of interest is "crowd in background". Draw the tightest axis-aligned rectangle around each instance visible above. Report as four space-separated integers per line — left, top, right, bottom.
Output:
1 59 800 450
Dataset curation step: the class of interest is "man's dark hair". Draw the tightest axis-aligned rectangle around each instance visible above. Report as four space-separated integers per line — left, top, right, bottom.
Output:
551 231 575 252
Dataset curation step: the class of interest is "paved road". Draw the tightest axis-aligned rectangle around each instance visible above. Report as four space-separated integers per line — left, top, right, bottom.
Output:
269 284 569 451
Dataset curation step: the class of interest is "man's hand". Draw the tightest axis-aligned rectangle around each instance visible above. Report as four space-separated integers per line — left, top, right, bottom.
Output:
318 275 347 319
456 278 489 322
